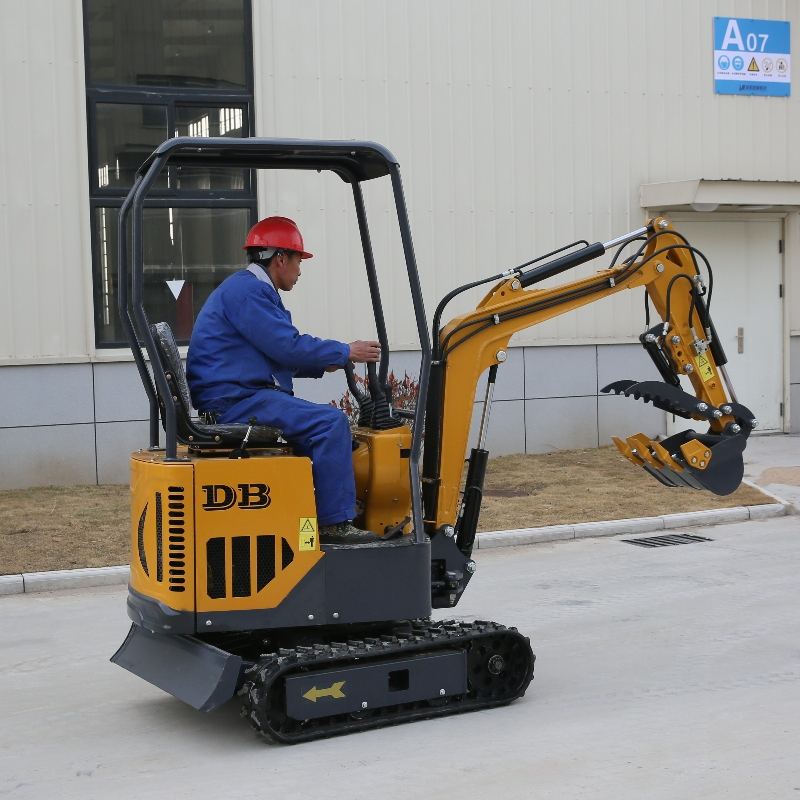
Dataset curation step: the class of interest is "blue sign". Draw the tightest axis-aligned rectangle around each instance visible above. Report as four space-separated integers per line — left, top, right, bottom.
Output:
714 17 791 97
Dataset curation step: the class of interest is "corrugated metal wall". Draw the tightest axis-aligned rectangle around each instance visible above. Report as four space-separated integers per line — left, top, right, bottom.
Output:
0 1 797 360
0 0 92 361
252 0 800 349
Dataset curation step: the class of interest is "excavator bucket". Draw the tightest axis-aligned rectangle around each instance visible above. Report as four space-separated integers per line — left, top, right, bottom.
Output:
603 379 756 496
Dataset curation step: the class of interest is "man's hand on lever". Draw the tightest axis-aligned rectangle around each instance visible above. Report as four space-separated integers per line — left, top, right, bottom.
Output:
325 340 381 371
348 340 381 363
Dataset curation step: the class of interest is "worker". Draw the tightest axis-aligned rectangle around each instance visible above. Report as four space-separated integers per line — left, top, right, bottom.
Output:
186 216 381 544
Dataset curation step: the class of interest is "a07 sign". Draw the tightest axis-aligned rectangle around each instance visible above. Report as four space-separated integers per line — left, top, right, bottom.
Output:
714 16 791 97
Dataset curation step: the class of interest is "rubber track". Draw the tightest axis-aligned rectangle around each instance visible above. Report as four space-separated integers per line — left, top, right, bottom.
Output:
240 619 535 744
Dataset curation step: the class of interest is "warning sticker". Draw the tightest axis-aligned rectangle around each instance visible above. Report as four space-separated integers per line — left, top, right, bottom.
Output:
694 354 715 383
299 517 318 551
747 56 760 72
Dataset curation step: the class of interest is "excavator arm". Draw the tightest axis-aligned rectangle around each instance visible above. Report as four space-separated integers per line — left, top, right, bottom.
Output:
422 217 755 552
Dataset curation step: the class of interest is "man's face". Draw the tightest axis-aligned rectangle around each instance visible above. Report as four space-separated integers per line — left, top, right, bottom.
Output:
274 251 303 291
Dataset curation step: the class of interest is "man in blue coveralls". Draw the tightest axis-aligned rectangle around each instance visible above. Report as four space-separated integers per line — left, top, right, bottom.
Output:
187 216 382 544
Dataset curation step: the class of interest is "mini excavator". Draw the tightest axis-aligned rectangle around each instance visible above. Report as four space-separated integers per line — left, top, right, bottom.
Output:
112 138 755 743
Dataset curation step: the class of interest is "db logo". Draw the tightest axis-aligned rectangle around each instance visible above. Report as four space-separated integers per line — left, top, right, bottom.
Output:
202 483 271 511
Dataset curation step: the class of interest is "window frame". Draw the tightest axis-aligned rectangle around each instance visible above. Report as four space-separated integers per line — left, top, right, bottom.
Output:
86 93 256 198
82 0 257 349
82 0 254 92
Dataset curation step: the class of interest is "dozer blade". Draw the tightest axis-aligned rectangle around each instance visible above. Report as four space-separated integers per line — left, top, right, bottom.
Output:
111 624 244 712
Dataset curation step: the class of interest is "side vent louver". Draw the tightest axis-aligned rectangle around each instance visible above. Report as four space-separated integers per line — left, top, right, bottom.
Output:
257 535 276 591
166 486 187 592
137 502 149 576
205 534 296 599
231 536 251 597
155 491 163 582
207 538 226 598
282 538 294 569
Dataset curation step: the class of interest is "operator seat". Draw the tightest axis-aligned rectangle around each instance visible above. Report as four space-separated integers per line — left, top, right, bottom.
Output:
149 322 284 450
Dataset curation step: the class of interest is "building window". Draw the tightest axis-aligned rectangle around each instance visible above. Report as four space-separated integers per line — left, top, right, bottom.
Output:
83 0 255 347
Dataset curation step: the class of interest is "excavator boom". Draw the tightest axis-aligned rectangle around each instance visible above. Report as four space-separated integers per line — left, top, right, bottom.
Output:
423 217 754 543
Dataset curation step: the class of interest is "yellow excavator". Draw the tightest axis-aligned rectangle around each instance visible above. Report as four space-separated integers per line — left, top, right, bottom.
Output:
112 138 755 743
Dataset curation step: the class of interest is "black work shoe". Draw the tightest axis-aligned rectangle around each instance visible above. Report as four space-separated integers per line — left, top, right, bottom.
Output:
319 522 383 545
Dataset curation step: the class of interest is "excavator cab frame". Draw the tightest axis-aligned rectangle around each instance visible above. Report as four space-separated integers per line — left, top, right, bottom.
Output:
117 137 432 543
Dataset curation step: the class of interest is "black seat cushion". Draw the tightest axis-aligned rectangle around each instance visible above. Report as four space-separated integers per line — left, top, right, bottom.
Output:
150 322 283 449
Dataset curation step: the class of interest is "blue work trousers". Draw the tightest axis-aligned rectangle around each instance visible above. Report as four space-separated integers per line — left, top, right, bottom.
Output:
219 390 355 526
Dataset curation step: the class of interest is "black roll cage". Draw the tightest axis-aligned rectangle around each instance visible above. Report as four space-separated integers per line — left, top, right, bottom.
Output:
117 136 431 542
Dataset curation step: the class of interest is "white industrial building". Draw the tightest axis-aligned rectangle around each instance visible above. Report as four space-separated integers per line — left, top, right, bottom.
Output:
1 0 798 489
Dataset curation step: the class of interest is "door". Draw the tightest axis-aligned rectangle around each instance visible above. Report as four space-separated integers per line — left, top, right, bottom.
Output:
665 214 784 433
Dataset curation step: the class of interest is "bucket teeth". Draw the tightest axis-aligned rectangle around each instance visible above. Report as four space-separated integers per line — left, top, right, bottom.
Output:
649 440 705 490
616 433 691 489
626 433 662 469
649 440 681 471
613 434 682 487
611 435 645 467
611 429 745 496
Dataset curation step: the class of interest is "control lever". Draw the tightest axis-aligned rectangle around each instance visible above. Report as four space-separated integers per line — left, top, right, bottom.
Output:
344 361 374 428
367 361 403 430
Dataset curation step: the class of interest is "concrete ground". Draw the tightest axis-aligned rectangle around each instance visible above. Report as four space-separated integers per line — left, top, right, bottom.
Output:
1 514 798 799
744 433 800 509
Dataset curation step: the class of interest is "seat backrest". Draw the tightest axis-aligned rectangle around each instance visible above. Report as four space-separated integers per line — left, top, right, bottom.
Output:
150 322 194 419
148 321 284 450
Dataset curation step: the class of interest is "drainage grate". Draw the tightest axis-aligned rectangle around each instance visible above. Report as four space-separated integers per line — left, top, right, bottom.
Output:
622 533 713 548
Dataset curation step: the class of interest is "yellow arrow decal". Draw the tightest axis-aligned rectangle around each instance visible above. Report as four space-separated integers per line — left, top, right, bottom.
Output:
302 681 346 703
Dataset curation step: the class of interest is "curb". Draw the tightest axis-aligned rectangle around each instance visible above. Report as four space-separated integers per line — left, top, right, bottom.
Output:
741 478 800 513
0 502 791 597
0 566 130 597
475 501 790 549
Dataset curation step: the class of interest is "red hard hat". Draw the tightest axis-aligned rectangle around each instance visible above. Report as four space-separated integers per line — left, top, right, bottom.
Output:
243 216 313 259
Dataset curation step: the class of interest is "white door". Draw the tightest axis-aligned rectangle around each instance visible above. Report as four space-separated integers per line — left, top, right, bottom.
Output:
665 214 784 433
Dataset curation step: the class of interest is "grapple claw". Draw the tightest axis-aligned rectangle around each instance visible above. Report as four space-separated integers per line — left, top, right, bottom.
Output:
602 379 718 420
602 379 638 396
604 377 753 495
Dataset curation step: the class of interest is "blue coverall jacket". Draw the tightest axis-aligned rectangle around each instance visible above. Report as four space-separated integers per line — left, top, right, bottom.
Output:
187 264 355 526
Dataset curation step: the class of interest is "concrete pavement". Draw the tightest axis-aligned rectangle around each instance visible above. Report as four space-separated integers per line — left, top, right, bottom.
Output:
743 432 800 509
1 514 799 799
